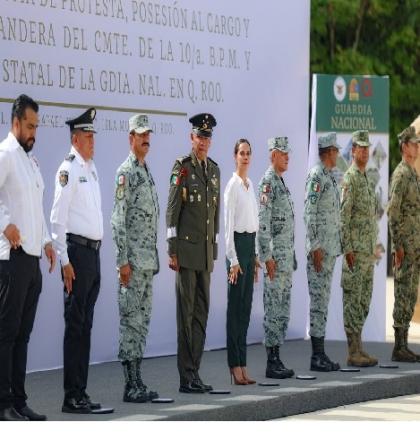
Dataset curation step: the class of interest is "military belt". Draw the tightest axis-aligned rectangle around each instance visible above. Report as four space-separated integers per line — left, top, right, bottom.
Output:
67 233 101 250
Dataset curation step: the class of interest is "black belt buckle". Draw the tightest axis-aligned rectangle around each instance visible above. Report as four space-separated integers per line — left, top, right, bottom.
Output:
90 240 101 250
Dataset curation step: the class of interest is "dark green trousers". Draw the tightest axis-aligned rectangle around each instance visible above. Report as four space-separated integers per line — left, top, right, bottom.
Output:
226 232 255 368
176 267 210 385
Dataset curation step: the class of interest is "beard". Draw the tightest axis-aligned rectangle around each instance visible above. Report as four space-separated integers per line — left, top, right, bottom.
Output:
17 136 35 153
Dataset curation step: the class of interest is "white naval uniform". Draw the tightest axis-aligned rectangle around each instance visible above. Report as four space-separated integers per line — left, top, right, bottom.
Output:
50 146 103 266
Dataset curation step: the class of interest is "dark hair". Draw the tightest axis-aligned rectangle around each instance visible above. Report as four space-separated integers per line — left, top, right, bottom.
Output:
11 94 39 123
234 138 252 155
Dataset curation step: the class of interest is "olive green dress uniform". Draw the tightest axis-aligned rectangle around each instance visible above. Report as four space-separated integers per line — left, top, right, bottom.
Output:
166 150 220 385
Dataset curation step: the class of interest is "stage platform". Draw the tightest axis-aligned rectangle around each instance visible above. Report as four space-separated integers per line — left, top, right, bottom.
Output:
25 339 420 421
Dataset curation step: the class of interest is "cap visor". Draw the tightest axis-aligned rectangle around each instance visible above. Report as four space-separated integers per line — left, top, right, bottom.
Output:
133 127 153 134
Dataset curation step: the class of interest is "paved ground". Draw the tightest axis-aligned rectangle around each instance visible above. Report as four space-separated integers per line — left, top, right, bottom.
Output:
279 394 420 421
23 277 420 421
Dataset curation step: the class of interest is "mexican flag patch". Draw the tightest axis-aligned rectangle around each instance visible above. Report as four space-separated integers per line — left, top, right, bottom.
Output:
310 182 320 193
261 184 270 193
171 174 180 185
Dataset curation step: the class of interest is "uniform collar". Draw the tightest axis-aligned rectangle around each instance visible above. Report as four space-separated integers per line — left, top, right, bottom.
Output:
129 151 146 167
70 146 92 168
401 158 417 175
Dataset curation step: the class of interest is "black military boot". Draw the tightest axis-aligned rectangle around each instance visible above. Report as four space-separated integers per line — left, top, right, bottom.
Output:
310 336 332 372
265 346 294 379
392 327 417 362
122 360 149 403
136 358 159 400
310 336 340 372
403 328 420 361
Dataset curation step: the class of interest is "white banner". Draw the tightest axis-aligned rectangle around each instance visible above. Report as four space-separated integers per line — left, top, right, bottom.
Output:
0 0 310 371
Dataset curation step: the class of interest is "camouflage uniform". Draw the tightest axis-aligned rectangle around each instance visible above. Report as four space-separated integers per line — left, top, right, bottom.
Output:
340 161 376 333
387 126 420 362
304 160 342 338
258 167 295 347
110 151 159 362
389 160 420 328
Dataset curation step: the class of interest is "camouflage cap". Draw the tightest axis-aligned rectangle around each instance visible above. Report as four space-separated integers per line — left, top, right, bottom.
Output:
352 130 371 147
318 132 341 149
398 126 420 146
268 137 291 153
129 114 153 134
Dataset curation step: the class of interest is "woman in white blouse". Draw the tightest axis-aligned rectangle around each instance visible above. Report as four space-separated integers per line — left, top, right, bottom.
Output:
224 139 261 385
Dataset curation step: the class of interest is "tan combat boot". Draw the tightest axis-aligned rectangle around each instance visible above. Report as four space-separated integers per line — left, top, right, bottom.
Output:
346 332 369 367
392 327 417 362
403 328 420 361
356 331 378 366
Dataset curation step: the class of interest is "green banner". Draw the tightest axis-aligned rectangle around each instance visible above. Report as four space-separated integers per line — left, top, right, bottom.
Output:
315 75 389 133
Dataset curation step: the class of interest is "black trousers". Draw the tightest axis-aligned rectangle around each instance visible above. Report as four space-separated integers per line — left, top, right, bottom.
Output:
176 268 210 385
0 248 42 410
226 232 255 368
63 241 100 399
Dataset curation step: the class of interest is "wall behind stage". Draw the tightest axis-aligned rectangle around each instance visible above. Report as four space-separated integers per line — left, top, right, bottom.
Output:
0 0 310 371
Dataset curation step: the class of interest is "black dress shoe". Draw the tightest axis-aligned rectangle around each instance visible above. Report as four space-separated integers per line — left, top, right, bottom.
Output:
78 394 101 410
61 398 91 414
179 380 205 393
0 407 28 421
194 378 213 391
15 406 46 421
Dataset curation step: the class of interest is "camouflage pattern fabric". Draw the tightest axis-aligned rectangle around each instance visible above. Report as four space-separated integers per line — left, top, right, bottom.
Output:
388 160 420 328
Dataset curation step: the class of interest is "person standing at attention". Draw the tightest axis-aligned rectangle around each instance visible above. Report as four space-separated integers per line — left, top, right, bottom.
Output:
224 139 261 385
0 94 56 422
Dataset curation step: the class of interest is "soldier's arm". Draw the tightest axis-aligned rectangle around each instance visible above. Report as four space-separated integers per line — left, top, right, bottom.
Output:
340 172 354 255
166 161 184 257
387 169 405 251
257 181 274 263
110 170 130 269
304 173 322 252
213 167 221 260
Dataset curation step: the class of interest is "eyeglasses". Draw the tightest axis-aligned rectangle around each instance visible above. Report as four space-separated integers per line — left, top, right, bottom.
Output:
237 151 251 157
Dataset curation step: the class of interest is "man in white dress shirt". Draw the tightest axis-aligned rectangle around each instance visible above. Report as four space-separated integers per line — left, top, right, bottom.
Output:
0 94 55 421
50 108 108 414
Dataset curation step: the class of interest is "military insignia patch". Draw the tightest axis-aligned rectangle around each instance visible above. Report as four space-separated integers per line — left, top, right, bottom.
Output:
211 177 218 187
116 186 125 200
311 182 320 192
180 167 189 177
59 170 69 187
171 174 180 185
116 174 125 185
92 171 98 181
79 176 87 183
260 193 268 205
309 193 318 204
261 184 270 193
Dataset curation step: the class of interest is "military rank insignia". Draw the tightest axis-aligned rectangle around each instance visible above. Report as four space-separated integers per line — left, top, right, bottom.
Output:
171 174 180 185
310 182 320 193
59 170 69 187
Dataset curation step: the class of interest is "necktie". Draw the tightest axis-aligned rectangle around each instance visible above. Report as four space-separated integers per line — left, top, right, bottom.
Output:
201 160 208 185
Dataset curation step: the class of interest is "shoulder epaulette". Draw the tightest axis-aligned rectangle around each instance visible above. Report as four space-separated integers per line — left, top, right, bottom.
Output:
208 157 218 166
65 154 75 162
177 155 191 165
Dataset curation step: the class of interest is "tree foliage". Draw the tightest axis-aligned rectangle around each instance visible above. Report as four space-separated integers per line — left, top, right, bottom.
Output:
311 0 420 172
